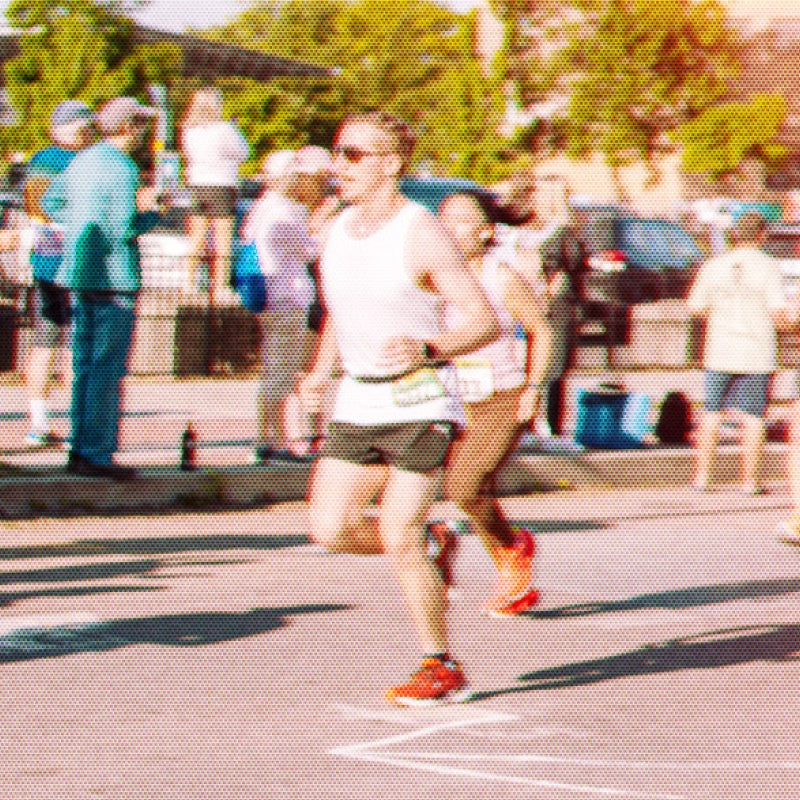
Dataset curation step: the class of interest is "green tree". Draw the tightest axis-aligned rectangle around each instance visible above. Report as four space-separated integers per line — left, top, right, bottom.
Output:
0 0 181 155
549 0 741 195
208 0 519 181
674 93 788 184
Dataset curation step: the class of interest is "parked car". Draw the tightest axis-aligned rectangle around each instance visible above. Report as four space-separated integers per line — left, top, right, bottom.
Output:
399 175 501 215
577 216 704 304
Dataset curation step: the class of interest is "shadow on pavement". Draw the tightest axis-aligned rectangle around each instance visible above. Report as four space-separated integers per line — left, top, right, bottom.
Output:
0 533 310 561
514 519 607 534
0 559 162 586
0 604 350 662
1 584 164 607
472 624 800 700
531 578 800 619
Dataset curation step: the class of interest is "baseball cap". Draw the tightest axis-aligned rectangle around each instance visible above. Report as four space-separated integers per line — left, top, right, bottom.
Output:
292 146 332 175
262 147 332 180
261 149 296 180
51 100 95 129
97 96 157 135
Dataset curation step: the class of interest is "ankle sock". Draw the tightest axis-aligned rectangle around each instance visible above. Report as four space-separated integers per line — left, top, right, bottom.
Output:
30 398 48 432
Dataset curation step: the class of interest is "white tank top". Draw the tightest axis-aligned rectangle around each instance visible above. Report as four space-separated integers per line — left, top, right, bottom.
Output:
320 201 464 426
444 248 525 401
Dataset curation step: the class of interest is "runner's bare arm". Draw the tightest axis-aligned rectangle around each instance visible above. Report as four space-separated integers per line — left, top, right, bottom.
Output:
378 212 500 374
298 316 340 412
500 264 544 422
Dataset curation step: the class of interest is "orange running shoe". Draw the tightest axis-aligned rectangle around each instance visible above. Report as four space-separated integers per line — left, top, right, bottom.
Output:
483 528 539 617
385 658 471 707
426 521 459 587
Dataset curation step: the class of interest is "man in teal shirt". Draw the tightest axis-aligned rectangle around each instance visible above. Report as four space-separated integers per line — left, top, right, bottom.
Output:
43 96 160 479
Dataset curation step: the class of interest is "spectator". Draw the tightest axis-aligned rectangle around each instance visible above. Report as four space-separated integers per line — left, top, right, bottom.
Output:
687 211 786 495
282 148 342 457
22 100 96 448
501 171 576 439
239 147 329 464
43 96 161 480
180 87 250 306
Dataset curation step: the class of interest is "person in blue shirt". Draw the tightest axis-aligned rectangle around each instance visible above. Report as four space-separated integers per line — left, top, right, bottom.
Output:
23 100 95 447
42 96 161 480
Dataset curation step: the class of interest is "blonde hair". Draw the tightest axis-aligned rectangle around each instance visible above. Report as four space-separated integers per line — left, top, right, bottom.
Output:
340 110 417 170
182 87 223 128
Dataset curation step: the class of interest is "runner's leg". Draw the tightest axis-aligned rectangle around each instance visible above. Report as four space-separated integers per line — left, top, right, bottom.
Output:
377 466 447 653
307 457 388 554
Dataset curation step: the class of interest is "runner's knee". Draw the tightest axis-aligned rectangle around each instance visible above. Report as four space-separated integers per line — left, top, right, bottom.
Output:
308 507 349 552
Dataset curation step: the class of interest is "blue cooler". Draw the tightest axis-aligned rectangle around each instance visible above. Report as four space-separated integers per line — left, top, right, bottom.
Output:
574 387 651 449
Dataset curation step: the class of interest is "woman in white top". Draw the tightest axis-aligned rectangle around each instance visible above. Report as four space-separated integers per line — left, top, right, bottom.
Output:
180 87 249 305
436 191 546 617
239 147 329 463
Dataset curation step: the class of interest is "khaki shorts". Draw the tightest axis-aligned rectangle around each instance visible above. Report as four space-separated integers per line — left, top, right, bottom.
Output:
259 307 309 401
189 185 236 218
322 420 455 474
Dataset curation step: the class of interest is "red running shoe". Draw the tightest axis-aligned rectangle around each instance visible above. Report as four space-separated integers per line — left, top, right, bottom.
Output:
385 658 471 707
484 528 539 617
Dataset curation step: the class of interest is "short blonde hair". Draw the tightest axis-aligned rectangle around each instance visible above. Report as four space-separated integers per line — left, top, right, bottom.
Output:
340 110 417 170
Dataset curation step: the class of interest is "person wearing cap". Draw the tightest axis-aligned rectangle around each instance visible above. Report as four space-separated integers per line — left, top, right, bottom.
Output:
41 96 161 480
21 99 96 448
179 87 250 306
687 210 788 496
238 146 331 464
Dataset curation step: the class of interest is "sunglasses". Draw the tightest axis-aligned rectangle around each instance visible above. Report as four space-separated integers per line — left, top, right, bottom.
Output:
332 145 390 163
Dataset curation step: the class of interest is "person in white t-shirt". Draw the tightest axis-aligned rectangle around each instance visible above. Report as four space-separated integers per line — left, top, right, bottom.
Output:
687 211 787 495
180 87 249 305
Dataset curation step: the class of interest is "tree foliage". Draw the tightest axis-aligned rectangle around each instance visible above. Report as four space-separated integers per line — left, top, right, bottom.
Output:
674 93 788 182
551 0 741 178
206 0 520 181
1 0 181 155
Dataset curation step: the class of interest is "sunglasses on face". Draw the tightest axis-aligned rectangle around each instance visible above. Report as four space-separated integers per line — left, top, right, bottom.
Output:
332 145 390 163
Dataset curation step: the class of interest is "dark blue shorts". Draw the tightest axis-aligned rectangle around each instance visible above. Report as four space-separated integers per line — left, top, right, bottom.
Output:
704 371 771 417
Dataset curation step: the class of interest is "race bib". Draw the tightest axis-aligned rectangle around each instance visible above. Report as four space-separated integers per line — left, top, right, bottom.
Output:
391 368 446 407
454 359 494 403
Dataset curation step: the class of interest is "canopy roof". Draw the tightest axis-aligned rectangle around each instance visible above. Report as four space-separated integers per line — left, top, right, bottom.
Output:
0 23 334 83
130 24 334 81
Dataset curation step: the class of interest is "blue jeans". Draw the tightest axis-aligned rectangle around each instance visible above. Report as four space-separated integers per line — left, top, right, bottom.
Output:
70 292 136 465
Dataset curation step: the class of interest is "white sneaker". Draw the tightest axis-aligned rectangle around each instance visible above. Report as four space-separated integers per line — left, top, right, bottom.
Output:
24 430 54 448
534 418 553 438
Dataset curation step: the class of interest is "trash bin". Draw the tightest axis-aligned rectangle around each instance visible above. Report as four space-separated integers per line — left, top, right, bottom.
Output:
0 300 16 372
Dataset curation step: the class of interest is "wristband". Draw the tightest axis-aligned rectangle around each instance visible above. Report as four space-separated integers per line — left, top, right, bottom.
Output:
423 341 442 363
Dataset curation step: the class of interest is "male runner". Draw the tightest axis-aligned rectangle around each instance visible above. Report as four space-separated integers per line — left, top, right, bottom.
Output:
299 111 499 706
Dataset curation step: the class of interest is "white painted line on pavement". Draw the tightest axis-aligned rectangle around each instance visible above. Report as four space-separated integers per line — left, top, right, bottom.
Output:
331 712 515 754
331 710 685 800
334 703 514 726
394 751 800 771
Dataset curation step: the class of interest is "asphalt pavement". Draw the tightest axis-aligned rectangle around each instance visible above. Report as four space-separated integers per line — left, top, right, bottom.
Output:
2 484 800 799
